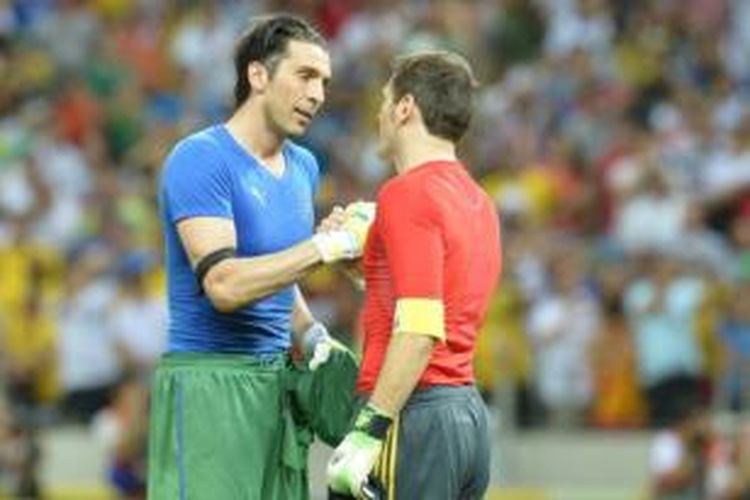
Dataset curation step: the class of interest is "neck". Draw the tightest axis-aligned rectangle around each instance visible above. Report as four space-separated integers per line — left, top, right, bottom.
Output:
225 100 284 160
392 131 457 174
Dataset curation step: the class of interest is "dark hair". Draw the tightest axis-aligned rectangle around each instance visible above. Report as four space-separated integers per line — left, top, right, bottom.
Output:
390 51 478 143
233 14 326 107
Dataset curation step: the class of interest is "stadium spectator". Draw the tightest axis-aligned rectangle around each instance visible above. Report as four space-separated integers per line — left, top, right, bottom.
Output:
649 396 710 500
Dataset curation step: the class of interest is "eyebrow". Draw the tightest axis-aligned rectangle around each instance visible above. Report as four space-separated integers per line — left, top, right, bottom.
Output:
299 65 331 85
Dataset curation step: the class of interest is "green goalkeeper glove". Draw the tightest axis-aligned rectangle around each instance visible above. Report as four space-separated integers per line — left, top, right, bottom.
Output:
327 403 392 498
312 201 375 263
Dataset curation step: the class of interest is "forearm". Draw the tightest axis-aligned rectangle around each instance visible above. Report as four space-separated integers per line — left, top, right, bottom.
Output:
205 240 322 312
369 332 437 416
291 286 316 346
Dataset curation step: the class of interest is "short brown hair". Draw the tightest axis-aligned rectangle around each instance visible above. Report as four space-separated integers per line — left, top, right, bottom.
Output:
390 51 478 143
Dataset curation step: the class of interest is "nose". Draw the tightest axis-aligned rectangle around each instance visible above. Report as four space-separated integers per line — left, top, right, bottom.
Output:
307 78 325 108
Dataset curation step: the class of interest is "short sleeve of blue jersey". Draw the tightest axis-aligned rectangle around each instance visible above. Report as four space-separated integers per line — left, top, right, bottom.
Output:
161 138 233 223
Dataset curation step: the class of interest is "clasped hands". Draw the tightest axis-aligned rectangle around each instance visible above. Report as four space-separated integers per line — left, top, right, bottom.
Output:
312 201 375 263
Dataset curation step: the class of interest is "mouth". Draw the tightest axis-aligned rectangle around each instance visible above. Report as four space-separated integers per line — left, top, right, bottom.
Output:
293 108 314 121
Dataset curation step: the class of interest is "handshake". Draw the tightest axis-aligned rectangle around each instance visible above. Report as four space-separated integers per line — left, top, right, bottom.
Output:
312 201 376 263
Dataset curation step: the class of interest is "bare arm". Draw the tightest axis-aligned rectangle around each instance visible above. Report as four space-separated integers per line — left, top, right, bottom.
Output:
291 286 316 346
369 332 437 416
178 217 323 312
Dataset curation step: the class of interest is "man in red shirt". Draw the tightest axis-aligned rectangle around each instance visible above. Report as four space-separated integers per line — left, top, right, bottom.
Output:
327 51 502 499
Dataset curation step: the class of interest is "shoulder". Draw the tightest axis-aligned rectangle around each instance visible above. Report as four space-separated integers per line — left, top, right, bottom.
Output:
377 172 423 206
378 162 468 202
375 175 443 234
163 127 228 178
377 169 449 224
169 126 225 158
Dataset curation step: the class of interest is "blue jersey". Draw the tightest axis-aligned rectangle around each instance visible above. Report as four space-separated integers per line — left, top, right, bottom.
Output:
159 125 319 354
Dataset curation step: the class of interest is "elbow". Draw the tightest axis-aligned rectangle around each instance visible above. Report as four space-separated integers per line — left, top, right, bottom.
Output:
421 335 439 356
203 272 243 313
206 284 241 313
209 295 240 314
409 332 438 359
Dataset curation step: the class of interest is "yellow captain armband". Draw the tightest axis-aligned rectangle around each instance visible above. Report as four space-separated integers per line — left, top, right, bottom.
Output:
393 298 445 341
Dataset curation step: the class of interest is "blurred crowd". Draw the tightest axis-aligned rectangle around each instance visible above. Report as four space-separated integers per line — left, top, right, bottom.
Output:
1 0 750 497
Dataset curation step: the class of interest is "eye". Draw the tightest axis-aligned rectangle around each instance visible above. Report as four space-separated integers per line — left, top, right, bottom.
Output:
298 69 316 81
297 68 330 88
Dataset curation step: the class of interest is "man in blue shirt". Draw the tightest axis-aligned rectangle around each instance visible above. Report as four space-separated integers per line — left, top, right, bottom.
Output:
148 14 370 499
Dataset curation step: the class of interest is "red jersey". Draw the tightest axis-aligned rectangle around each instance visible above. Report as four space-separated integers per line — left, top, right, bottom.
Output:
357 161 502 393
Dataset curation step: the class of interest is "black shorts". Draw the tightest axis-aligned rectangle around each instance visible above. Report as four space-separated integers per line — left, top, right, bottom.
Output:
373 385 490 500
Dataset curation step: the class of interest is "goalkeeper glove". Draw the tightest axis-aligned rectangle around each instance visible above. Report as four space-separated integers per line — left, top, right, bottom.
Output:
301 322 349 371
312 201 375 263
327 403 392 498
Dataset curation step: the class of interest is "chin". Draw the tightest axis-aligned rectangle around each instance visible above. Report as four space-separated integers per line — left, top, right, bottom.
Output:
284 123 307 137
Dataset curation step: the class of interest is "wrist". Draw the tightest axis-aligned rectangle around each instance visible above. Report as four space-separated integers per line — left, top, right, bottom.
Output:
310 233 331 262
301 321 329 358
354 403 393 441
311 231 358 263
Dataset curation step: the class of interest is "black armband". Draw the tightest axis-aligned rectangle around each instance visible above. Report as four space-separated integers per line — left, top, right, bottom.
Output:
195 247 236 292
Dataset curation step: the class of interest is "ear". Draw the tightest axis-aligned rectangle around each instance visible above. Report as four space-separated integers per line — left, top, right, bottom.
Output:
394 94 416 125
247 61 269 94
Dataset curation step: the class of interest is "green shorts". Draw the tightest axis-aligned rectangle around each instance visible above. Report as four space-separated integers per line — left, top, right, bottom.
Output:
147 349 358 500
147 353 309 500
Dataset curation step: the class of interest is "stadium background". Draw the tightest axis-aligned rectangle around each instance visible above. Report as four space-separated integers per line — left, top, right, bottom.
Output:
1 0 750 498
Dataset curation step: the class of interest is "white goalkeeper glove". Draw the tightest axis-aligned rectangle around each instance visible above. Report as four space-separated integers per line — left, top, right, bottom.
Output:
301 322 349 371
312 201 375 263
